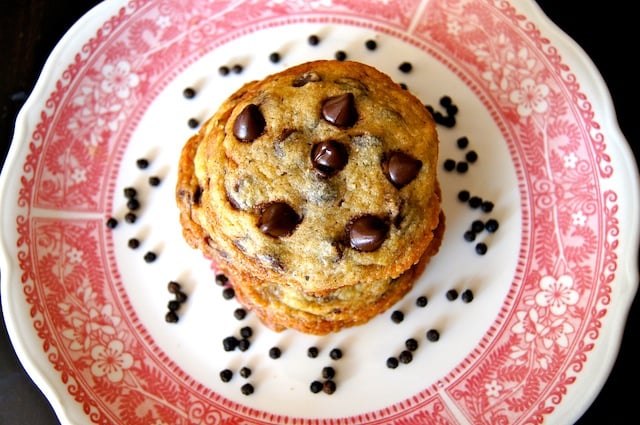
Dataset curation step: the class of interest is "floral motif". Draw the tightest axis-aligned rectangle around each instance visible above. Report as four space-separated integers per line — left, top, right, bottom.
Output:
100 61 140 99
535 275 579 316
509 78 550 117
91 339 134 382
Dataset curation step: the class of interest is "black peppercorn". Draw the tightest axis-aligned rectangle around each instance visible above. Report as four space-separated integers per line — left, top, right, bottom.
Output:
233 308 247 320
426 329 440 342
240 383 254 395
391 310 404 323
222 336 239 351
446 289 459 301
143 251 157 263
416 296 428 307
269 346 282 359
322 366 335 380
165 311 179 323
219 369 233 382
329 348 342 360
323 380 336 394
307 346 319 358
386 357 399 369
461 289 474 303
106 217 118 229
310 380 323 393
398 350 413 364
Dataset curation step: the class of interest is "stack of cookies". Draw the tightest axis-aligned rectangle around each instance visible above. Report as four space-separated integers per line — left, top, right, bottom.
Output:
176 60 444 335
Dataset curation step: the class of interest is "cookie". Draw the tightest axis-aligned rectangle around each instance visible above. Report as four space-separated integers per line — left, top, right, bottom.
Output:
176 59 444 334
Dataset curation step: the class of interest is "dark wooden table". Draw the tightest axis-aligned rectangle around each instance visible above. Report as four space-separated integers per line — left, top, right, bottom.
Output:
1 1 638 424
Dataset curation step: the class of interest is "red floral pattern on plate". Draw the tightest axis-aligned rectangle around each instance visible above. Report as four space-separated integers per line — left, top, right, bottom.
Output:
10 0 618 423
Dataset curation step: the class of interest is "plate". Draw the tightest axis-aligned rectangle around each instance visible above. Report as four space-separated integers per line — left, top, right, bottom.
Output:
1 0 638 423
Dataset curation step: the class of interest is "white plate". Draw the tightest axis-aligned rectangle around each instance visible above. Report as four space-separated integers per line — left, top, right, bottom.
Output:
1 0 638 423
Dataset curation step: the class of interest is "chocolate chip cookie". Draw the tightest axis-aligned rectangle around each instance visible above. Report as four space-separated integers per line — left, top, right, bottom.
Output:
176 60 444 334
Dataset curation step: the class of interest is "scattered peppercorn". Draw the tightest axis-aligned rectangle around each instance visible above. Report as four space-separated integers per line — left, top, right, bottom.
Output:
443 159 456 171
329 348 343 360
143 251 157 263
468 196 482 209
127 198 140 211
446 289 459 301
231 64 243 74
218 65 230 76
426 329 440 342
123 187 137 198
334 50 347 61
391 310 404 323
167 281 180 293
182 87 196 99
233 308 247 320
398 350 413 364
458 190 470 202
187 118 199 129
456 161 469 173
386 357 399 369
165 311 178 323
365 39 377 50
307 346 319 358
237 339 251 352
136 158 149 169
310 380 323 393
463 230 476 242
219 369 233 382
485 218 499 233
323 380 337 394
239 326 252 339
405 338 419 351
222 287 235 300
223 336 239 352
106 217 118 229
127 238 140 249
475 242 488 255
416 296 428 307
308 34 320 45
481 201 494 213
457 137 469 149
471 220 485 233
322 366 335 380
398 62 412 73
240 383 254 395
269 52 281 63
240 367 252 378
124 212 137 224
466 150 478 163
461 289 474 303
215 274 228 286
269 346 282 359
148 176 161 186
167 300 180 311
174 291 188 303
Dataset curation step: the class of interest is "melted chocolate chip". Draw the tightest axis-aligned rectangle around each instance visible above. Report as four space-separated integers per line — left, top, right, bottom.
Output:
347 215 389 252
384 151 422 188
233 104 266 142
258 202 300 237
322 93 357 127
311 140 348 177
293 71 321 87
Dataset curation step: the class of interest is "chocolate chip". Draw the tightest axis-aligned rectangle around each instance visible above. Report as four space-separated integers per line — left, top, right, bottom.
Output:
322 93 357 127
347 215 389 252
384 151 422 188
233 104 266 142
257 202 300 237
311 140 348 177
